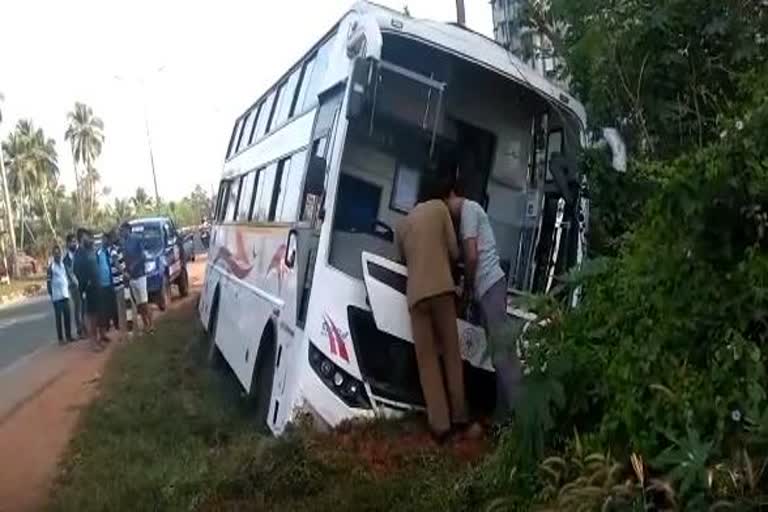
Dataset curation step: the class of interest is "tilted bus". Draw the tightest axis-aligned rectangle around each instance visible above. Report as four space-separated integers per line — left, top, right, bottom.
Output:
200 1 588 434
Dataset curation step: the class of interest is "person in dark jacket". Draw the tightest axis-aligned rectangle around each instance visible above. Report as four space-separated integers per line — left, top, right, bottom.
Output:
63 233 84 338
73 229 107 350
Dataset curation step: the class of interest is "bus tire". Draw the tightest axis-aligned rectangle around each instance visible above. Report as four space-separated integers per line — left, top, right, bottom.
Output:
158 276 170 311
250 325 276 431
207 290 225 368
178 267 190 297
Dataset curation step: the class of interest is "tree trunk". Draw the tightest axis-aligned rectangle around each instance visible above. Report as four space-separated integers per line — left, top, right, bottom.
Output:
18 197 25 250
0 151 18 277
73 163 84 224
39 187 57 238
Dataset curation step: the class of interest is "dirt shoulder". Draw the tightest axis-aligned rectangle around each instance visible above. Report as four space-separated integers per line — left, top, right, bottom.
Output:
0 260 206 512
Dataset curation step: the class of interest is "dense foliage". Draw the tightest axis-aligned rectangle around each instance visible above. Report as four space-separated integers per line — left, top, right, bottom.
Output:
472 1 768 510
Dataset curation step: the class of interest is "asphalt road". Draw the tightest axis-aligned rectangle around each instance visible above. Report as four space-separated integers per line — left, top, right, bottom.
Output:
0 238 208 374
0 296 61 373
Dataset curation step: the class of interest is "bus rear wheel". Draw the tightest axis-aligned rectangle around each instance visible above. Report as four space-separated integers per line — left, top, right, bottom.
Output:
250 328 276 431
207 294 225 368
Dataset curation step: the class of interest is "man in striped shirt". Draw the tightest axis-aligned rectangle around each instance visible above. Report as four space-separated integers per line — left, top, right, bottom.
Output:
107 229 128 335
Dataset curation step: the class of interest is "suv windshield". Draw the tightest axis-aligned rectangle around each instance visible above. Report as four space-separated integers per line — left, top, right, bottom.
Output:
130 224 164 253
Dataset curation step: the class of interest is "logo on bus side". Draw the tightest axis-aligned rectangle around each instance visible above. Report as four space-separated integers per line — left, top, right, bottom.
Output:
321 315 350 363
213 230 255 279
266 244 290 293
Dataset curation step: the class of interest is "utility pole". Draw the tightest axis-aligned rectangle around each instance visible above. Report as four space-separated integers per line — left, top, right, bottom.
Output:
0 98 18 278
143 102 160 205
114 67 164 205
455 0 466 26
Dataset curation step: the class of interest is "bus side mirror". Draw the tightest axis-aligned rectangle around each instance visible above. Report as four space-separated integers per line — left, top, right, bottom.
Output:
305 155 326 196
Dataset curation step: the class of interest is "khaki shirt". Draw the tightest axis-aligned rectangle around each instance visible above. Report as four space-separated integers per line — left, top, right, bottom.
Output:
395 200 459 308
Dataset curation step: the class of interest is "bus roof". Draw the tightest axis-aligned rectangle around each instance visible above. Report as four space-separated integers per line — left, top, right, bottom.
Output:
354 1 586 127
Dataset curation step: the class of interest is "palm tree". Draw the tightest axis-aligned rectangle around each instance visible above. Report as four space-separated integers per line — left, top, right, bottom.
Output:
113 198 133 224
0 92 19 276
131 186 152 213
65 102 104 222
3 120 59 243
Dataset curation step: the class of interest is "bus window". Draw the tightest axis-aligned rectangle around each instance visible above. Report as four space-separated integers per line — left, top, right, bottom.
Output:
252 91 275 141
236 171 256 222
225 119 242 159
246 103 262 146
247 168 263 221
278 150 308 221
266 83 284 133
215 180 231 222
254 162 277 221
236 110 254 153
302 36 335 110
273 67 301 127
268 157 290 221
294 55 316 112
225 176 242 222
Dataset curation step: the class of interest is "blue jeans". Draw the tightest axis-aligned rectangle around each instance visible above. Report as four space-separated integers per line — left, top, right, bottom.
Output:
53 298 72 342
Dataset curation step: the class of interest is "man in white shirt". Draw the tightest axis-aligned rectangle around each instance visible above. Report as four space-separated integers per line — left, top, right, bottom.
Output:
444 181 522 422
47 245 74 344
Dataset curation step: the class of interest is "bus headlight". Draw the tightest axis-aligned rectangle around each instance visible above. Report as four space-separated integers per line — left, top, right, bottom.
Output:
308 342 371 410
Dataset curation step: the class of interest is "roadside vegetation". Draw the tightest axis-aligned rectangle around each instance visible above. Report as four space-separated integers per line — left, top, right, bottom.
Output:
468 1 768 510
49 300 487 512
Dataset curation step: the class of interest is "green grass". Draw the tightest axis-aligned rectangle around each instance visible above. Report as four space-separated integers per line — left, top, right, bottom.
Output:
49 299 489 512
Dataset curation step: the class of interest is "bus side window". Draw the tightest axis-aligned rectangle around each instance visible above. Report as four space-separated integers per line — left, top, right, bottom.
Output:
278 150 308 221
268 157 291 221
225 119 241 160
215 180 231 222
237 171 256 222
254 163 278 222
300 137 328 221
225 176 242 222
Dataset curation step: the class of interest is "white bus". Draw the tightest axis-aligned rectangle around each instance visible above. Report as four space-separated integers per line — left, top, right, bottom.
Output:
199 1 588 434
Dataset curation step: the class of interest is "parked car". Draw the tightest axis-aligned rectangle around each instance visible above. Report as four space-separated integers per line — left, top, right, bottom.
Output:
127 217 189 310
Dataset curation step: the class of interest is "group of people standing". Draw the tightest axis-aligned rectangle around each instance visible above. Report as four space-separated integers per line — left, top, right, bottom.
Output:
395 172 522 443
46 224 154 350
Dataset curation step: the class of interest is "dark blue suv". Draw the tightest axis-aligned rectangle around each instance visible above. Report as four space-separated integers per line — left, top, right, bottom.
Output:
127 217 189 310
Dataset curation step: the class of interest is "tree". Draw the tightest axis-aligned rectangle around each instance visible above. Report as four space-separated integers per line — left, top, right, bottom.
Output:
65 102 104 222
112 198 133 224
131 186 152 213
0 92 18 276
2 120 59 244
532 0 768 158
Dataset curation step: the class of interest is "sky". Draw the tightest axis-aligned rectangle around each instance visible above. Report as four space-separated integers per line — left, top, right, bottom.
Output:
0 0 492 203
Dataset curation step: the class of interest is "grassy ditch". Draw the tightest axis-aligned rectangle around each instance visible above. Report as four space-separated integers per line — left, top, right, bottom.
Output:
50 299 490 512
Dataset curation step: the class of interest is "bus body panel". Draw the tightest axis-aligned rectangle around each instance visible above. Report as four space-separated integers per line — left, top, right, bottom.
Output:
208 223 295 391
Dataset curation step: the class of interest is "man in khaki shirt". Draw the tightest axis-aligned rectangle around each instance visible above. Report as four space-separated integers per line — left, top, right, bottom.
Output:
395 198 468 440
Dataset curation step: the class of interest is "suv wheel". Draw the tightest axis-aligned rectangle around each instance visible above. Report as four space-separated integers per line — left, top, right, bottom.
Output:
178 266 190 297
158 276 170 311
